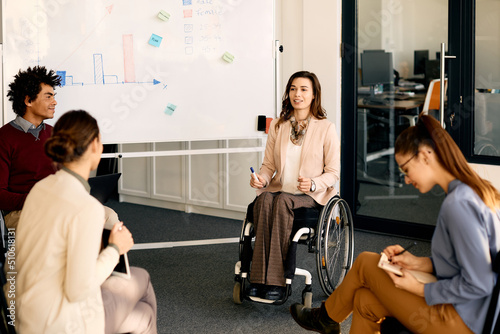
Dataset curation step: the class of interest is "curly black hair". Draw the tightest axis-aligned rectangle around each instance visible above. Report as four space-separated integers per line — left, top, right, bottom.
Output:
7 66 62 117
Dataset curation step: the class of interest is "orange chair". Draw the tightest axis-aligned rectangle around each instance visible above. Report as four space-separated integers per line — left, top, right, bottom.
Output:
422 78 447 115
400 79 447 127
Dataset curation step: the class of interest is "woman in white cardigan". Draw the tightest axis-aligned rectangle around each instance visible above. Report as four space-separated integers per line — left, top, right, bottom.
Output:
14 110 157 333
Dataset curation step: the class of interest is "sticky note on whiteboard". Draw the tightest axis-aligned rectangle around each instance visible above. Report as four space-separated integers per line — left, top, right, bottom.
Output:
222 52 234 63
165 103 177 115
149 34 163 47
158 10 170 21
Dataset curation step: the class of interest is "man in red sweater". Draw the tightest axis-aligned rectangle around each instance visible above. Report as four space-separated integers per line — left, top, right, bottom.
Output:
0 66 61 228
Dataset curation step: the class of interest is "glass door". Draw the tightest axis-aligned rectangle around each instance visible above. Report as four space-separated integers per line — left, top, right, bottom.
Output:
341 0 462 238
356 0 449 225
474 0 500 158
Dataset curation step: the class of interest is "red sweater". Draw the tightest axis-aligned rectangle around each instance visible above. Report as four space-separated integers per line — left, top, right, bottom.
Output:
0 122 56 211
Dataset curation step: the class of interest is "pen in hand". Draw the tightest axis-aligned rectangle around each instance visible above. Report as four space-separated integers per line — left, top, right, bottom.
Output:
396 241 417 256
250 167 259 182
388 241 417 263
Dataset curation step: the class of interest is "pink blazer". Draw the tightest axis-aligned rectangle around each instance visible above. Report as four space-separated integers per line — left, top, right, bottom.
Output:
256 117 340 206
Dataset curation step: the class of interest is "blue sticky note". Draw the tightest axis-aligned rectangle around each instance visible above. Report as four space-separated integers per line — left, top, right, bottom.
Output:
165 103 177 115
183 0 192 5
149 34 163 47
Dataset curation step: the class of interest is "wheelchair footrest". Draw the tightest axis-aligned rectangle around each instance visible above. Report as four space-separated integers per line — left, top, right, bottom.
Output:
247 296 278 304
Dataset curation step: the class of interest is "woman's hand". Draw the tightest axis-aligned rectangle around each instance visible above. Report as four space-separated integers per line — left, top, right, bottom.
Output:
297 176 313 192
387 270 425 297
250 172 267 189
383 244 434 273
108 222 134 255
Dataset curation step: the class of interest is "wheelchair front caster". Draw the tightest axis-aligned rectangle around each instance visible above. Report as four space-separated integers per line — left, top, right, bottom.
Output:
233 281 243 304
302 288 313 308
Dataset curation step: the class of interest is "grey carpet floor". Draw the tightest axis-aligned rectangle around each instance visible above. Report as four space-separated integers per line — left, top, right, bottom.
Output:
105 198 431 333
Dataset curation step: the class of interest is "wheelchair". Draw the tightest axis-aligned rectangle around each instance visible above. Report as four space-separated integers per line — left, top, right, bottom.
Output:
233 195 354 307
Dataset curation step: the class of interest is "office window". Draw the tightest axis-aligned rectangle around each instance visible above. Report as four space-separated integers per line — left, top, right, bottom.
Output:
474 0 500 157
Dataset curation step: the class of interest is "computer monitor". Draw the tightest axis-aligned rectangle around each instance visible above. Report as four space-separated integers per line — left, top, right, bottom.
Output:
424 59 440 87
360 50 394 96
414 50 429 75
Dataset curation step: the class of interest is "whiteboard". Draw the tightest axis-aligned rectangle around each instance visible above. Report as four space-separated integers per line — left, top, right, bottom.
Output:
2 0 275 144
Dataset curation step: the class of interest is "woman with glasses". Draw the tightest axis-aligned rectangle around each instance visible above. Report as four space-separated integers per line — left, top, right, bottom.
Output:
290 114 500 334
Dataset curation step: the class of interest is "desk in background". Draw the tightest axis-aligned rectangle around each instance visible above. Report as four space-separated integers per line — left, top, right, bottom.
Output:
357 94 425 187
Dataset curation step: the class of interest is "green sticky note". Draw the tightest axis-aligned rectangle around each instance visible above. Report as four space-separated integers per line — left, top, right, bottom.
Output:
222 52 235 63
158 10 170 21
165 103 177 115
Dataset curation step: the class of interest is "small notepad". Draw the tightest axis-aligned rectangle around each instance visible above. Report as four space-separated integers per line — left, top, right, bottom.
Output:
378 253 437 284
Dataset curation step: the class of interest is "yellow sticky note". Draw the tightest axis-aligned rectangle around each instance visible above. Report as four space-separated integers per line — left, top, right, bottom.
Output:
158 10 170 21
222 52 235 63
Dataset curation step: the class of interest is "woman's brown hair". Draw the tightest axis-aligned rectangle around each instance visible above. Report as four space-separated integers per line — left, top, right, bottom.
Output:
275 71 326 129
45 110 100 164
395 113 500 210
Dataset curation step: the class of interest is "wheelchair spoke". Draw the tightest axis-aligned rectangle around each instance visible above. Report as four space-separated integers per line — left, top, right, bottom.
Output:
316 198 354 296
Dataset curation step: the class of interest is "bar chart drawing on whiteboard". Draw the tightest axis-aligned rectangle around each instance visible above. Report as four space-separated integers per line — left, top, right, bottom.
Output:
57 34 161 87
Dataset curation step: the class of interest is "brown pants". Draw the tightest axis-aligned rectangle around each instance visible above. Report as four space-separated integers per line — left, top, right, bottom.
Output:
250 192 317 287
324 252 473 334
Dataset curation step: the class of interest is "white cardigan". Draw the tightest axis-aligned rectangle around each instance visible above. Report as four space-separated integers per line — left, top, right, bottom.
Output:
14 169 119 333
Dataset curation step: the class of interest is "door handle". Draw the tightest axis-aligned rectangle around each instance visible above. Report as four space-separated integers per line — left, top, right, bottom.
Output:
440 42 456 128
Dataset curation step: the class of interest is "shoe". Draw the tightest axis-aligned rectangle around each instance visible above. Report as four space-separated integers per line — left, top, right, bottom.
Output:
290 302 340 334
264 285 286 300
247 283 264 297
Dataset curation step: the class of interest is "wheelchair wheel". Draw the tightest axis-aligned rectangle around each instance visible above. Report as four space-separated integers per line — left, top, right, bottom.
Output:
316 196 354 295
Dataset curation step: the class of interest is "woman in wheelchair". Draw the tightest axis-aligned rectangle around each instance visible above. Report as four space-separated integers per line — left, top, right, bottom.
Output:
248 71 340 301
290 114 500 333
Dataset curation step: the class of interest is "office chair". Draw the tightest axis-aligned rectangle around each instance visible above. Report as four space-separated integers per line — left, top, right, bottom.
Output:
399 78 447 127
422 78 447 117
380 249 500 334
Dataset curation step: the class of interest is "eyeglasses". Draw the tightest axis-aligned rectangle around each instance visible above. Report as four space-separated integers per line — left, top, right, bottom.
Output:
398 152 418 176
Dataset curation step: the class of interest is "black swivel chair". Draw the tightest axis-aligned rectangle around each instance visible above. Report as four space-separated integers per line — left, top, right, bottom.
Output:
381 251 500 334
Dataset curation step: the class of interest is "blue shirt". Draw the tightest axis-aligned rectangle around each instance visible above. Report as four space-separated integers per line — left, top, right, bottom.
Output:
11 115 46 140
425 179 500 334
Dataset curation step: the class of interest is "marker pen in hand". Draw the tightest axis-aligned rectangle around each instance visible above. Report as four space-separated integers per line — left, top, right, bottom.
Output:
250 167 259 182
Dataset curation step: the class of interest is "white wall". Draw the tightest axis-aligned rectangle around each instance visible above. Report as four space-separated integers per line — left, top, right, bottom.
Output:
471 164 500 189
278 0 342 130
